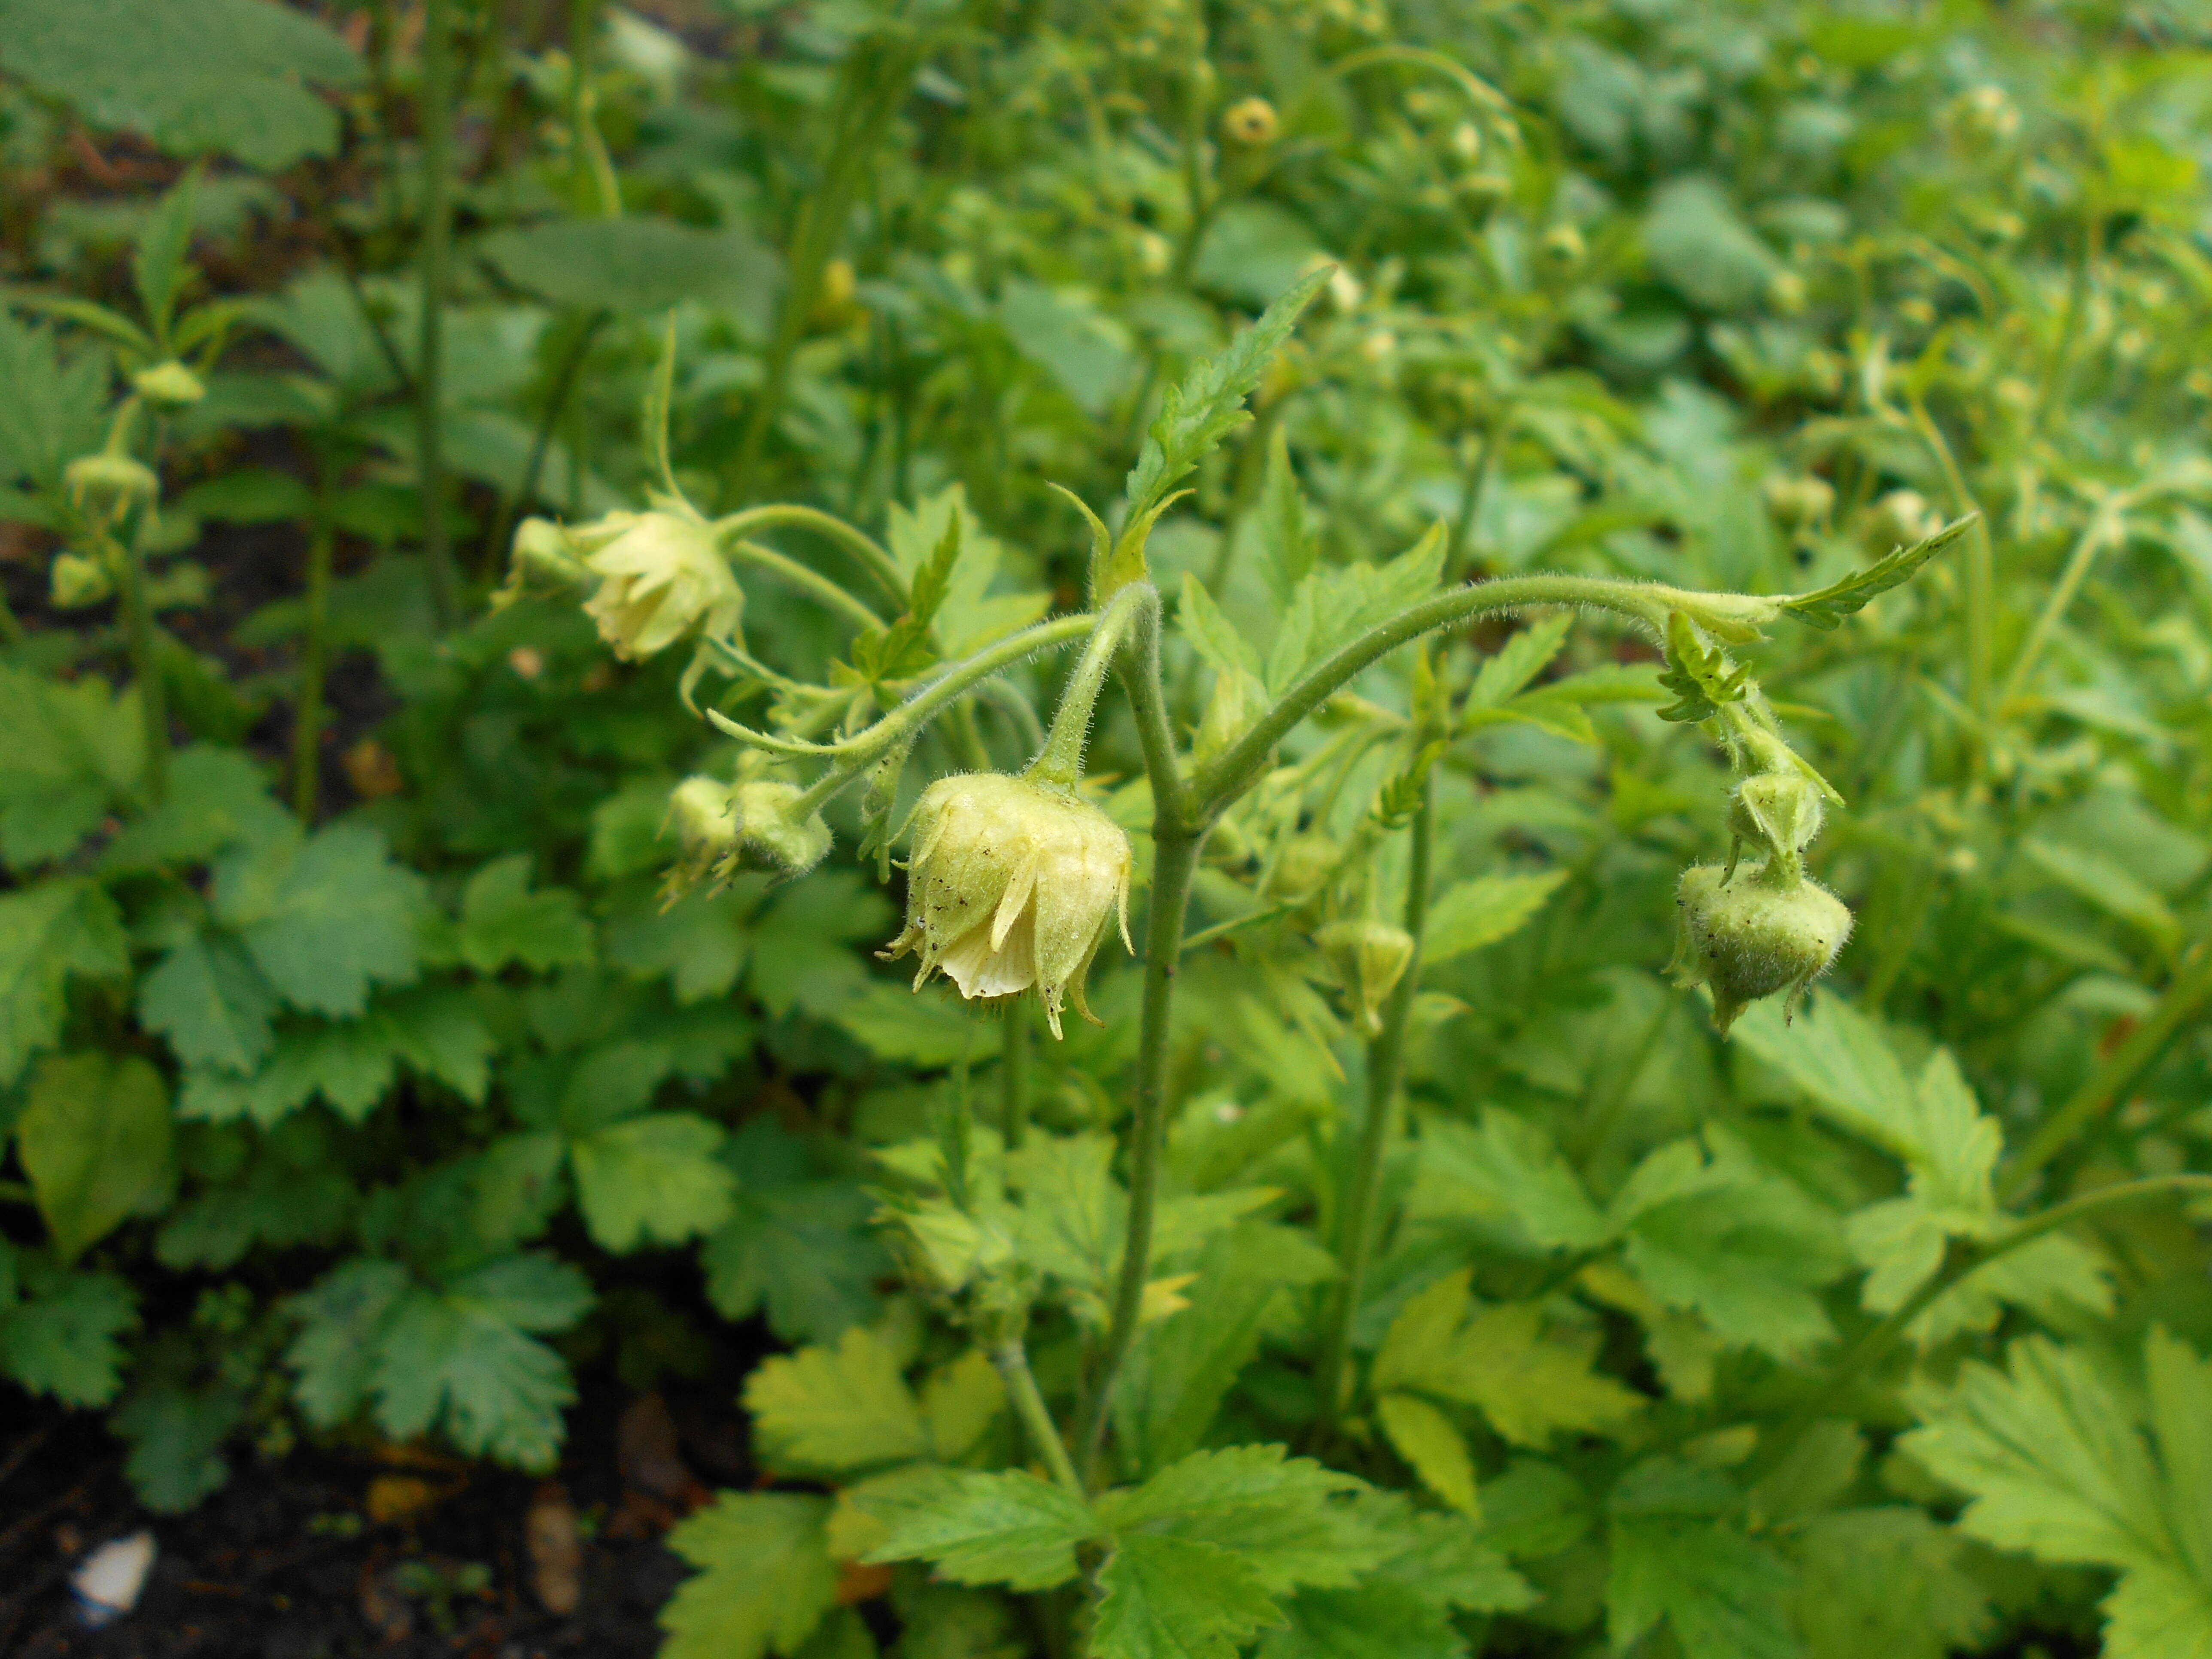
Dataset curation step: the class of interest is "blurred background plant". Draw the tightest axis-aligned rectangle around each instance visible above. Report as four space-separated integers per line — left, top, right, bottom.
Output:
1 1 2210 1656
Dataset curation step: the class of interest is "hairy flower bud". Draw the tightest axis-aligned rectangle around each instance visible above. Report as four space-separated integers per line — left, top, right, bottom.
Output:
884 773 1133 1039
1728 771 1825 875
577 510 742 660
1671 863 1851 1035
49 551 113 609
1316 917 1416 1035
662 775 739 895
729 779 833 879
131 360 206 410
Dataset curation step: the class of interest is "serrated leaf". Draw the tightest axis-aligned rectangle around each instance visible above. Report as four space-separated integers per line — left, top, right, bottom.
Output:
569 1112 735 1252
1791 1507 1992 1659
16 1051 172 1264
1781 516 1973 630
0 0 364 170
139 935 277 1075
863 1467 1096 1591
0 1251 137 1406
1098 1444 1382 1593
1376 1392 1480 1518
1261 1498 1532 1659
1608 1508 1802 1659
1180 571 1266 681
744 1324 930 1475
480 218 781 331
1095 1534 1284 1659
1656 609 1751 723
97 743 289 875
0 879 128 1087
702 1136 886 1345
1407 1109 1610 1250
1469 614 1573 708
0 664 143 870
1903 1330 2212 1659
459 855 596 975
922 1349 1006 1464
661 1492 840 1659
0 309 111 493
133 166 200 339
1421 872 1569 964
214 823 427 1018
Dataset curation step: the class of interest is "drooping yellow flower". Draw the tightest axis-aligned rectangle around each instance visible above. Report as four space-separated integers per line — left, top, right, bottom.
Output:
884 773 1133 1038
576 510 742 660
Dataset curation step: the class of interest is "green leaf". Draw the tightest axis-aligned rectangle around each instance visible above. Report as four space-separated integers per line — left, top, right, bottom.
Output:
0 309 111 493
1265 527 1448 696
0 0 365 170
1115 1224 1339 1478
1644 176 1777 312
0 1249 137 1405
1095 1534 1284 1659
0 664 143 870
662 1493 840 1659
1468 615 1572 708
1001 278 1135 417
833 981 979 1066
478 219 781 332
114 1377 245 1513
1254 427 1316 605
863 1467 1097 1591
178 1015 402 1127
1781 517 1973 631
214 823 428 1018
1111 267 1331 594
139 935 277 1076
133 166 200 340
1180 571 1266 682
1613 1133 1850 1360
1261 1498 1532 1659
608 887 752 1005
16 1051 172 1264
1376 1392 1480 1518
921 1349 1006 1463
0 879 128 1087
1407 1109 1610 1250
1372 1272 1644 1447
97 744 289 875
1656 609 1751 723
1902 1330 2212 1657
1608 1507 1802 1659
570 1112 735 1252
702 1122 886 1343
287 1253 591 1471
743 1324 931 1476
459 855 596 975
1098 1444 1382 1593
747 872 891 1020
1791 1508 1992 1659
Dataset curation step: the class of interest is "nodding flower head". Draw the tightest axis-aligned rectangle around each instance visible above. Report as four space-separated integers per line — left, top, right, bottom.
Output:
576 510 742 660
883 772 1133 1039
1671 862 1852 1035
1315 917 1416 1036
662 775 831 899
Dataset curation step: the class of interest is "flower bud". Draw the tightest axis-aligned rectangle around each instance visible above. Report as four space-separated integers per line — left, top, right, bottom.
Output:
49 551 114 609
663 775 739 894
1315 917 1415 1035
1762 473 1834 529
1541 224 1585 269
65 453 159 518
1221 96 1279 147
1728 772 1825 868
884 773 1133 1039
511 517 592 586
131 361 206 410
1265 832 1339 905
729 779 833 879
577 510 743 660
1671 863 1852 1035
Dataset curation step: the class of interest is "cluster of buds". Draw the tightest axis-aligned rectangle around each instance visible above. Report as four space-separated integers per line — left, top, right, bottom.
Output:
1671 769 1850 1035
882 772 1133 1039
663 772 832 893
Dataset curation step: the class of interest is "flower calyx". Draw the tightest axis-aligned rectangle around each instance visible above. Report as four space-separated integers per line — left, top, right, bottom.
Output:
569 507 743 661
660 773 833 901
883 772 1133 1039
1315 916 1416 1036
1671 859 1851 1036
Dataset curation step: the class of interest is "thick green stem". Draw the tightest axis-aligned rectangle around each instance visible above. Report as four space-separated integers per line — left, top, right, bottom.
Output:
991 1337 1086 1498
1001 1004 1031 1152
1999 943 2212 1202
1080 823 1203 1475
1316 779 1434 1426
1029 585 1152 789
1750 1173 2212 1481
291 504 335 819
416 0 459 629
1190 572 1704 817
117 526 168 805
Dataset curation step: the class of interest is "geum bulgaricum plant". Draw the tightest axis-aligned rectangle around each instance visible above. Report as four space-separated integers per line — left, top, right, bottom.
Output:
505 272 2024 1659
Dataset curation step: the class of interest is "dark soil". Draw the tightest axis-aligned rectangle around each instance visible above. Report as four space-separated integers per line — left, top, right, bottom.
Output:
0 1363 759 1659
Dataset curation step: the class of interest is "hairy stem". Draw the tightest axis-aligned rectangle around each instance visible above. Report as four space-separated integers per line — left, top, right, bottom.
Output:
1316 778 1434 1427
117 525 168 805
1081 822 1203 1477
416 0 459 629
991 1338 1085 1498
1029 584 1153 790
713 503 907 605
